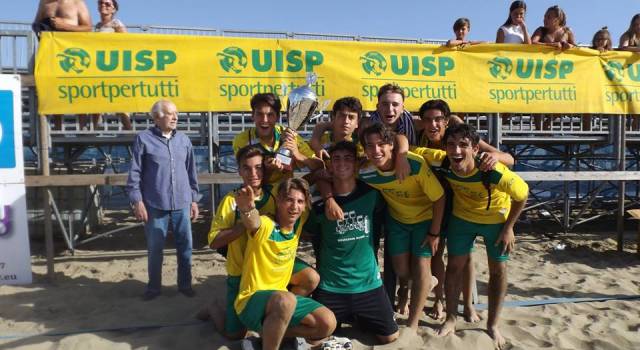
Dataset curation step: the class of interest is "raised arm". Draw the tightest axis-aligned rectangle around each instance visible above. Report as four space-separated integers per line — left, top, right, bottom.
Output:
310 121 332 159
236 186 261 234
478 140 515 170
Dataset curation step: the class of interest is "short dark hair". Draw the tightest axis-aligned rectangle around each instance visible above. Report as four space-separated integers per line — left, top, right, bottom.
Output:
332 97 362 118
277 178 311 208
99 0 119 11
443 123 480 147
377 83 405 101
250 93 282 115
235 145 264 167
361 123 396 146
419 99 451 119
453 18 471 32
328 140 357 159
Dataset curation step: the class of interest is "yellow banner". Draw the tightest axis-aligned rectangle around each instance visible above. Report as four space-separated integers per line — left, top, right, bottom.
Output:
35 32 640 114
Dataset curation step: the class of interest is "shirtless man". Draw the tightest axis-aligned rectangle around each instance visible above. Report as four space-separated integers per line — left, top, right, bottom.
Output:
33 0 92 33
34 0 92 130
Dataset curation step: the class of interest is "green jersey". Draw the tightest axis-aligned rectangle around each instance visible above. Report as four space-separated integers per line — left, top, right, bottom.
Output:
304 181 385 294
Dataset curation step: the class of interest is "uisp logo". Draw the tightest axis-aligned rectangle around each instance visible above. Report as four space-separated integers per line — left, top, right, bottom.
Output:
57 48 91 73
360 51 387 76
486 56 574 80
217 47 248 74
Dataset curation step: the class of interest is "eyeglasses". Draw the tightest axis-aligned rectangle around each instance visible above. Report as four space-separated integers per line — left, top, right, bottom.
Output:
98 2 113 7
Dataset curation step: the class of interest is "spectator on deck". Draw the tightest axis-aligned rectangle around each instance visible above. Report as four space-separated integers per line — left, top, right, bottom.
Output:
531 6 576 130
33 0 92 35
88 0 132 130
619 14 640 52
582 27 613 131
33 0 92 130
446 18 485 48
532 5 576 50
496 1 531 44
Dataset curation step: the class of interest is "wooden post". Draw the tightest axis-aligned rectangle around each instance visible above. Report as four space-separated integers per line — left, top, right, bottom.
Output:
38 113 54 282
615 116 626 252
626 210 640 258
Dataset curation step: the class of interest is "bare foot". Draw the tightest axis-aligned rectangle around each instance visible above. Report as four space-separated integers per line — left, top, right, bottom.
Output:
427 299 445 320
436 316 457 337
208 298 226 333
463 304 481 323
488 326 507 349
396 286 409 315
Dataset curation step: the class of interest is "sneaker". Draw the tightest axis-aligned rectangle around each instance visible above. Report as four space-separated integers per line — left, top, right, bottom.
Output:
179 288 196 297
142 290 160 301
321 336 352 350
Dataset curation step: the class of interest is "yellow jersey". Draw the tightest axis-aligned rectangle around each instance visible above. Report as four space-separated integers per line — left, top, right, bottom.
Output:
207 184 278 276
232 125 315 185
234 213 308 314
415 148 529 224
358 152 444 224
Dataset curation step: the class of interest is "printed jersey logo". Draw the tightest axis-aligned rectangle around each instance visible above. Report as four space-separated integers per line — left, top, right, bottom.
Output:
336 210 370 235
57 48 91 73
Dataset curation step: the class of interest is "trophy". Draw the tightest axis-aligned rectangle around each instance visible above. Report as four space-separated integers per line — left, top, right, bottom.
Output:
275 73 321 169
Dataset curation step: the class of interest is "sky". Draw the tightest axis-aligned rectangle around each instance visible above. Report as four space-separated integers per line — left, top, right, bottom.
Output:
2 0 638 46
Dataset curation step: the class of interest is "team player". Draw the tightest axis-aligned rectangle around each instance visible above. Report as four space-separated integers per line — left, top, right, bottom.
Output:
203 145 319 340
337 123 445 330
234 178 336 350
232 93 323 185
428 124 528 348
305 141 399 344
414 99 513 322
309 97 364 159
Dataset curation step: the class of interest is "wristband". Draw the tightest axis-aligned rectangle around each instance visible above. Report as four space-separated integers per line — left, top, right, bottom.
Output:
427 232 440 237
323 195 334 203
239 206 256 215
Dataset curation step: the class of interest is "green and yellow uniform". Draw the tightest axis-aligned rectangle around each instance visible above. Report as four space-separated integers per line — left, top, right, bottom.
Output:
235 213 321 332
358 152 444 257
417 148 529 261
207 184 277 334
232 125 315 185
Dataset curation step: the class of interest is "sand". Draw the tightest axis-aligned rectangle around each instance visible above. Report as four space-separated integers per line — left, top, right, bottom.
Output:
1 218 639 350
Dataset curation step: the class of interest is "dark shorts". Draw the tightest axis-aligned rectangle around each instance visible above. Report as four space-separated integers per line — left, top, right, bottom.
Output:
238 290 323 332
313 286 398 337
224 276 244 334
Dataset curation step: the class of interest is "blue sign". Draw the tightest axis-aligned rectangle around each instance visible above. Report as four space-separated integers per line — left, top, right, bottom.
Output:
0 90 16 169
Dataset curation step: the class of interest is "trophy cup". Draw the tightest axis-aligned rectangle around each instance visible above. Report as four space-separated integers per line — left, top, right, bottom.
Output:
275 73 320 169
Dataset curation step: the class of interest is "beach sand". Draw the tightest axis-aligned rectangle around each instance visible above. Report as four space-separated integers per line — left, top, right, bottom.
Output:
1 217 639 350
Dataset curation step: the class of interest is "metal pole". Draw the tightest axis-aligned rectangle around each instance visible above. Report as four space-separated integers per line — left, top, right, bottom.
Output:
207 112 216 212
617 115 626 252
490 113 501 148
38 113 55 282
563 145 571 232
